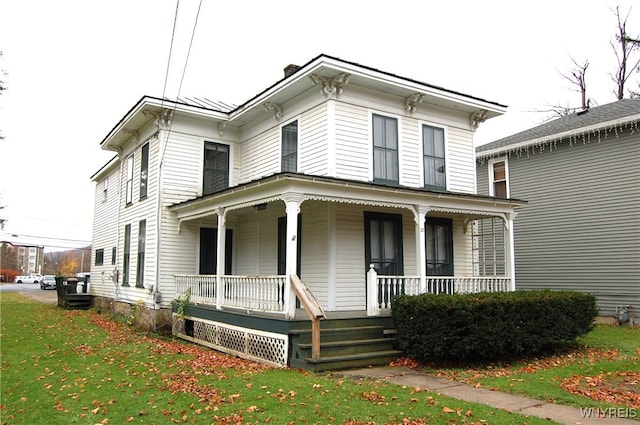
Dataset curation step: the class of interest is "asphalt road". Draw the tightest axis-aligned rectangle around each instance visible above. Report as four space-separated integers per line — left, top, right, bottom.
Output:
0 282 58 304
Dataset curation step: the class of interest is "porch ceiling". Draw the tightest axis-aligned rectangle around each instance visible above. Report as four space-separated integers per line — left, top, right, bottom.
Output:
169 173 526 223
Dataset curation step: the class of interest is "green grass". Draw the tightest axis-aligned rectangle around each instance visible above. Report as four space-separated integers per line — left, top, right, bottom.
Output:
0 292 561 425
417 324 640 411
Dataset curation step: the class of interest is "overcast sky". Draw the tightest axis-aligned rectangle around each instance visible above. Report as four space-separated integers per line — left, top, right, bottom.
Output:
0 0 638 249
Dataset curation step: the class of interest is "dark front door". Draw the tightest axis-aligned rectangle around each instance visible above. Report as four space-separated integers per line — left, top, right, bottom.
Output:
425 218 453 276
199 227 232 274
364 212 403 275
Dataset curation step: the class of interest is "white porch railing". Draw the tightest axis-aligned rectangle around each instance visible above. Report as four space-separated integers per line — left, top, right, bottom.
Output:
174 274 287 314
367 265 512 316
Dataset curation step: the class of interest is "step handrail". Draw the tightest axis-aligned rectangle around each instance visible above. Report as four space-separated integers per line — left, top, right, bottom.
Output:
290 274 326 359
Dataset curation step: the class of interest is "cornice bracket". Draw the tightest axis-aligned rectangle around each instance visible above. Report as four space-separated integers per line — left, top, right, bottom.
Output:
263 102 283 121
405 93 424 115
143 108 174 130
218 121 227 137
470 109 488 130
122 129 140 142
310 72 350 99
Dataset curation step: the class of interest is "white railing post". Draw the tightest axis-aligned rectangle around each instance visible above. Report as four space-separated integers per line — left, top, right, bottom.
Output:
215 209 226 309
367 264 379 316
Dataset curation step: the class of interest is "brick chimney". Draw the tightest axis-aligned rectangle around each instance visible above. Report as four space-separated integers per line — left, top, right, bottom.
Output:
284 64 300 77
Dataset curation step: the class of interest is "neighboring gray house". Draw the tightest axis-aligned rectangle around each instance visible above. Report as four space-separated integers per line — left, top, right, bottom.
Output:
476 98 640 320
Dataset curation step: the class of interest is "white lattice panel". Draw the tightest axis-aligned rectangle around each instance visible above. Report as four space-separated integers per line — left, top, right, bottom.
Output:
173 314 288 367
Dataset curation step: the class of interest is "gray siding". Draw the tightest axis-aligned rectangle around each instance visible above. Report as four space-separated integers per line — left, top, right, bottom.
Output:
477 129 640 315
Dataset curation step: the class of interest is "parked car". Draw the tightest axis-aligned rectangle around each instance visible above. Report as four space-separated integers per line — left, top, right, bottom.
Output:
40 275 57 290
14 273 43 284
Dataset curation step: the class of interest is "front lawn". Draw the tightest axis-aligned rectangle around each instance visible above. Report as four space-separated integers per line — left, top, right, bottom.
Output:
0 292 559 425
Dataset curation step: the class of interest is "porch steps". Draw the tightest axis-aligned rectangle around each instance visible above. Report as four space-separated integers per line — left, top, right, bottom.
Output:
289 323 402 372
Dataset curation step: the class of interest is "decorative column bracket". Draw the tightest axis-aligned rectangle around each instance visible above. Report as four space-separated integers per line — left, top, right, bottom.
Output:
405 93 424 115
309 73 350 99
263 102 283 121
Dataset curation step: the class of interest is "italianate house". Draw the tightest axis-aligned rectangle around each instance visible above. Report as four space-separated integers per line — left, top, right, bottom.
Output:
90 54 525 370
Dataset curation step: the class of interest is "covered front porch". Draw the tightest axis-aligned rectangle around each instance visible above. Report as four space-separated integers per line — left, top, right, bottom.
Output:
169 173 525 369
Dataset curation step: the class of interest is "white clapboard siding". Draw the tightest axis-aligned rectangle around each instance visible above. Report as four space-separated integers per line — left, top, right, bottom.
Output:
400 117 421 187
299 201 329 306
299 103 329 175
238 127 280 183
446 127 476 193
334 102 370 182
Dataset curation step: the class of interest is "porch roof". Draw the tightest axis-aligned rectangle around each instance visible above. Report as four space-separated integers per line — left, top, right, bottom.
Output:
169 173 526 222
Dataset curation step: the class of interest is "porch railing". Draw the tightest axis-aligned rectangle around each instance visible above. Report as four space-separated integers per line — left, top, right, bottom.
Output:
174 274 287 314
367 265 512 315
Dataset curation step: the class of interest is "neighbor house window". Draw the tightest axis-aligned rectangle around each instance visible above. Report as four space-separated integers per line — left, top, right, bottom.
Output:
372 114 399 184
490 158 509 198
423 124 446 189
95 249 104 266
139 142 149 199
136 220 146 287
281 120 298 172
103 177 108 202
203 142 229 195
123 224 131 286
111 247 116 265
125 155 134 204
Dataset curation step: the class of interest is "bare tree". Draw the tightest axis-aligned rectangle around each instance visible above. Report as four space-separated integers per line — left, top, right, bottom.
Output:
542 56 591 119
611 6 640 99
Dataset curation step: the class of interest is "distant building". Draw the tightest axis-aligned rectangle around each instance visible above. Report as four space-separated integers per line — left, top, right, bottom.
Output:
0 241 45 281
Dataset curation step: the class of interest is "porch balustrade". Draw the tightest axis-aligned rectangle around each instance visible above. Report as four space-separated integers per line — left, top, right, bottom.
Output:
174 274 286 313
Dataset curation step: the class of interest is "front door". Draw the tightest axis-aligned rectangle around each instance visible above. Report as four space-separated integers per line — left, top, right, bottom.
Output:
364 212 403 275
199 227 233 275
425 218 453 276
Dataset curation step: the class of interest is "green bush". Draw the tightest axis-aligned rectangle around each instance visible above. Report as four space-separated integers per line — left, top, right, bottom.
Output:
391 290 598 361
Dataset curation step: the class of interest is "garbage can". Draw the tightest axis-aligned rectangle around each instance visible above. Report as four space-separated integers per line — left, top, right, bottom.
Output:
66 278 78 294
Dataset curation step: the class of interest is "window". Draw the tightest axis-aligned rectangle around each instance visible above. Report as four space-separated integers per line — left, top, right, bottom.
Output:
490 158 509 198
422 124 446 189
123 224 131 286
140 143 149 199
125 155 134 204
372 114 399 184
111 247 116 265
281 120 298 172
136 220 146 287
203 142 229 195
426 218 453 276
364 212 403 275
95 249 104 266
103 177 108 202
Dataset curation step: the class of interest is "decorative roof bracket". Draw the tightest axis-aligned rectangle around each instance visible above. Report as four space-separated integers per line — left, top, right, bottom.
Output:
405 93 424 115
263 102 283 121
218 121 227 137
309 72 350 99
470 109 488 130
122 129 139 143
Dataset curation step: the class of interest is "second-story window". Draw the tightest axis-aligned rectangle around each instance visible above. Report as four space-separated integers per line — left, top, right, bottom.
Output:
281 120 298 172
372 114 399 185
140 142 149 199
423 124 446 190
136 219 146 287
490 158 509 198
125 155 134 204
203 142 229 195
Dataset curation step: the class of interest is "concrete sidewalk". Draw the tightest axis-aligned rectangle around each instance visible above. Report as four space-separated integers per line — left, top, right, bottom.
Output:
336 366 638 425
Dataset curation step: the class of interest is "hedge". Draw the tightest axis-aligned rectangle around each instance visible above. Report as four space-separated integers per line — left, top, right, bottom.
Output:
391 290 598 361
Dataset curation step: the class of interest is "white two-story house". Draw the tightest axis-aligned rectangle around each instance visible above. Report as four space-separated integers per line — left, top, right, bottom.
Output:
90 54 525 370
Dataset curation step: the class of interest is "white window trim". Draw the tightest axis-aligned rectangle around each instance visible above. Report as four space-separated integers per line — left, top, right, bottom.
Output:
199 138 233 196
418 120 449 191
368 109 403 184
279 116 300 173
103 177 109 203
125 155 134 204
488 156 510 197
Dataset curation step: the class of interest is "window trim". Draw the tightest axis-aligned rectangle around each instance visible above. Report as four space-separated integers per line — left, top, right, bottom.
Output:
139 142 149 200
125 155 134 205
95 248 104 266
420 122 448 190
488 156 510 198
280 118 299 173
371 112 401 185
202 141 231 196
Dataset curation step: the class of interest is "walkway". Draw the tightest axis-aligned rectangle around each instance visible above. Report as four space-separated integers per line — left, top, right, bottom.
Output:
336 366 638 425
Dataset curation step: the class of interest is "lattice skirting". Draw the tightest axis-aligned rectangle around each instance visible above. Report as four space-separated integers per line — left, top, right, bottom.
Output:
172 314 289 368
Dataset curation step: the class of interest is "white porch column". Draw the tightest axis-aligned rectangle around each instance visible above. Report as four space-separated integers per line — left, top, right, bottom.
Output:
414 205 430 294
504 212 517 291
215 208 226 309
284 194 302 319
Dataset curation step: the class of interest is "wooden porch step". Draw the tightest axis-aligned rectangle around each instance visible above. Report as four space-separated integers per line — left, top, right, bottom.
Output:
297 337 396 357
300 350 403 372
290 325 387 342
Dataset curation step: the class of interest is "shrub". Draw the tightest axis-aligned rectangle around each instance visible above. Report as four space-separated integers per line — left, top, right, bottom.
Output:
391 290 598 361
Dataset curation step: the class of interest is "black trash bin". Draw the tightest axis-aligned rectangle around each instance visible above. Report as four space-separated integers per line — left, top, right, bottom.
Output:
66 278 78 294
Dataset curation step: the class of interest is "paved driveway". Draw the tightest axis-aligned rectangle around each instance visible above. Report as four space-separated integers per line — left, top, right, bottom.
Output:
0 283 57 305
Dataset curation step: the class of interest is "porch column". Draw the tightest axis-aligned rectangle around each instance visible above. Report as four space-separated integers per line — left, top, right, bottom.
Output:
284 194 302 319
216 208 226 309
414 205 430 294
504 212 517 291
